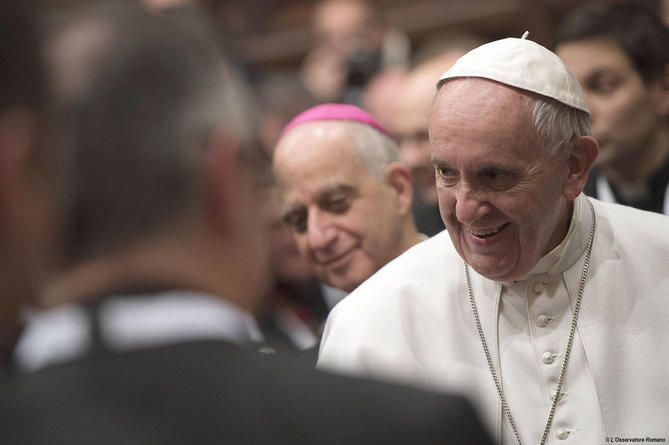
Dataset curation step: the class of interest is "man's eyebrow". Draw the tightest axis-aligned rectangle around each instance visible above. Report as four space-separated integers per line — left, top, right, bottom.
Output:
430 159 522 174
280 204 304 221
430 158 450 167
477 162 523 173
318 183 358 197
587 66 622 78
279 184 358 218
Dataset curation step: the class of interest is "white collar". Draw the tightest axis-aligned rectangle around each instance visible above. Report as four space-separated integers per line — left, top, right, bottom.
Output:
596 174 669 216
14 290 262 372
320 283 348 311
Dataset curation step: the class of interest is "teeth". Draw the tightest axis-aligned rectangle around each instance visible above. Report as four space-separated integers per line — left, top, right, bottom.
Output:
466 225 503 236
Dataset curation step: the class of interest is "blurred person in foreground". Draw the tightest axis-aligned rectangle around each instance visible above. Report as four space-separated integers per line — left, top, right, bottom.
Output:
318 34 669 444
391 37 482 236
1 3 493 444
556 0 669 215
273 104 425 296
0 0 66 368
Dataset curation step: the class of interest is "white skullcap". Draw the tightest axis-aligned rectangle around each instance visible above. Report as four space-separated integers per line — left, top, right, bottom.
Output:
438 31 590 114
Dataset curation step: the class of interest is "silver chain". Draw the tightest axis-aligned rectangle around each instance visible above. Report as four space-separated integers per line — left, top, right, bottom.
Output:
464 198 596 445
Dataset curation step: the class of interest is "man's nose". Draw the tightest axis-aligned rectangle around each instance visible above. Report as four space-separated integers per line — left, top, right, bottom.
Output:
306 210 337 250
454 183 491 225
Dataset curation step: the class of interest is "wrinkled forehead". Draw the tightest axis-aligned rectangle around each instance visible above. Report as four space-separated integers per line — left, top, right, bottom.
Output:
436 77 535 109
431 78 536 129
429 79 541 158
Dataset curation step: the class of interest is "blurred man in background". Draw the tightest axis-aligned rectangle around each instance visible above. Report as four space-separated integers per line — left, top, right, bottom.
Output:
301 0 409 106
391 37 482 235
556 0 669 214
2 3 493 444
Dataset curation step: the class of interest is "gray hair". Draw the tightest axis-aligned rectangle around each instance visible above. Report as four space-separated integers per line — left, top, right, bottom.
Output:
49 2 260 264
532 96 591 158
345 121 400 181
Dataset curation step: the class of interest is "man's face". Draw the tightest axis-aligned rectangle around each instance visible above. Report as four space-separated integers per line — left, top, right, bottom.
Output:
429 79 571 281
392 52 465 204
392 74 434 204
313 0 380 57
273 122 404 292
266 189 314 284
557 38 665 169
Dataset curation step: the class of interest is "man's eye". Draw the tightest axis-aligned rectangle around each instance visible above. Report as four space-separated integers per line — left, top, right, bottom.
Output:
283 211 307 233
479 169 518 191
592 82 616 95
435 166 455 176
326 196 350 214
588 76 620 95
434 165 458 185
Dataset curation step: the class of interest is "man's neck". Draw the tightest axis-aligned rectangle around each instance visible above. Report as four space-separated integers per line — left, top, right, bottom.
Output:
602 127 669 190
401 223 427 253
42 242 241 312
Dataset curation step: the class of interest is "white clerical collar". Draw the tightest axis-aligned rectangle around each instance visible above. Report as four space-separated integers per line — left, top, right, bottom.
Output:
522 194 593 279
320 283 348 311
14 290 263 372
597 174 669 216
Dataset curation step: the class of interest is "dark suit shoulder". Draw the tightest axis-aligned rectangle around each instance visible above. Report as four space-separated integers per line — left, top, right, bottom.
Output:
0 340 492 444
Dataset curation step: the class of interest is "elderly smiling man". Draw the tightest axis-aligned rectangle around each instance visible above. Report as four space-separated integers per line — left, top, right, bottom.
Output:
318 34 669 444
273 104 424 294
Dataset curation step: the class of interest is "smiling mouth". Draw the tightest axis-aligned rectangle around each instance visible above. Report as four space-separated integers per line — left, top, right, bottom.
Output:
465 223 509 239
320 248 355 267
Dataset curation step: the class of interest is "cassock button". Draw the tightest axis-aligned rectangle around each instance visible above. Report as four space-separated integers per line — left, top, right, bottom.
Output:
550 390 566 402
533 282 545 294
556 429 571 440
537 315 551 328
542 352 558 364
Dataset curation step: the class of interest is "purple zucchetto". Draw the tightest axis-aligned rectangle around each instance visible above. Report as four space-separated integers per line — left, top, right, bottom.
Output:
281 103 392 138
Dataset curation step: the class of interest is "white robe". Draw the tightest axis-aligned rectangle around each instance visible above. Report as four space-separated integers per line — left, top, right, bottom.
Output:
318 194 669 444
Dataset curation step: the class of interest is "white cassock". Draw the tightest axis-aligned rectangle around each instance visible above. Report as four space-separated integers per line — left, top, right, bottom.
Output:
318 194 669 444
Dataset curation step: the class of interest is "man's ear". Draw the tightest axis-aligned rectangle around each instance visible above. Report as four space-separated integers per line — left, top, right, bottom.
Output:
203 132 242 235
655 65 669 116
562 136 599 201
0 109 37 230
384 161 413 215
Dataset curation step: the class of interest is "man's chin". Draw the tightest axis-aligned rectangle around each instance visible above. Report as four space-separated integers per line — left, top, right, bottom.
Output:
319 270 365 294
465 255 521 282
